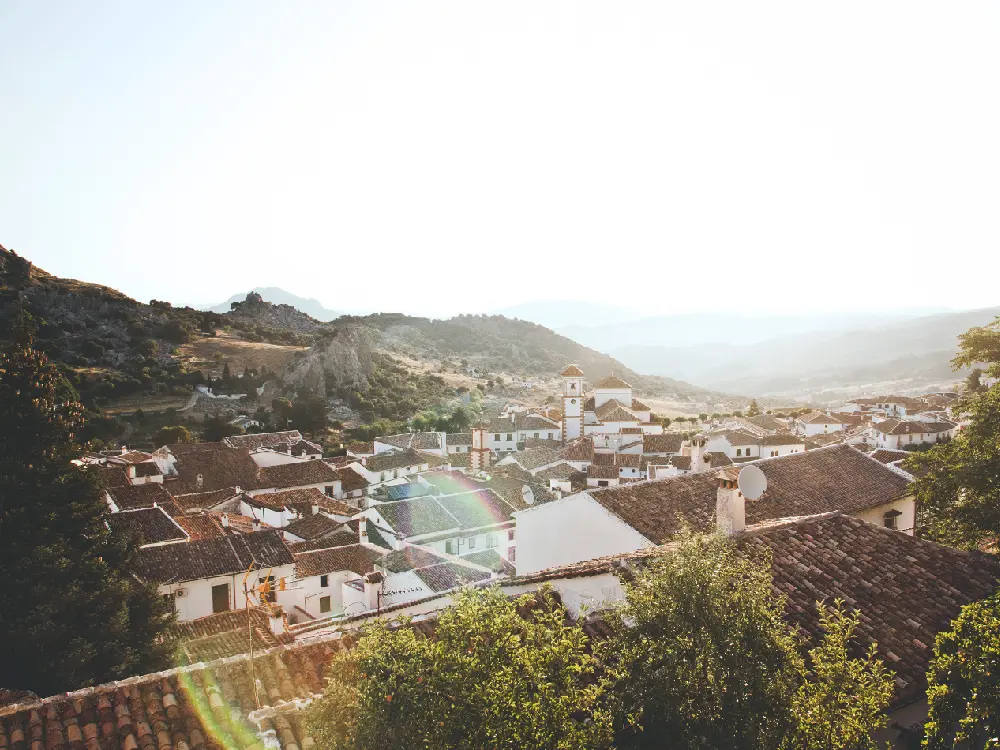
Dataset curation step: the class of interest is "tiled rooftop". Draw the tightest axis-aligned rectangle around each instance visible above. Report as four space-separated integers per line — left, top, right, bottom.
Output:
105 507 187 546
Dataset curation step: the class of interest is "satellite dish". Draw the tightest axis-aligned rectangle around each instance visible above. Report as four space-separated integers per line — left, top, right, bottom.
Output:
738 465 768 500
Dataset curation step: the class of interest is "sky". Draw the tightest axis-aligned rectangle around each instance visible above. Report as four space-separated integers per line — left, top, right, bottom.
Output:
1 1 999 318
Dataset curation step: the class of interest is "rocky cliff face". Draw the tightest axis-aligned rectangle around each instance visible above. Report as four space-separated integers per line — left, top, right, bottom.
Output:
225 292 325 334
283 325 379 395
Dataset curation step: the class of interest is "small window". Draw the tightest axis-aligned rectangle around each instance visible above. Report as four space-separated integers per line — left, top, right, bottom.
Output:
534 432 539 439
883 510 901 529
324 485 333 497
508 530 515 542
320 574 329 587
770 450 778 457
259 575 277 603
598 480 609 487
469 536 477 549
487 535 497 548
495 433 501 441
570 399 577 404
736 448 742 457
319 595 331 614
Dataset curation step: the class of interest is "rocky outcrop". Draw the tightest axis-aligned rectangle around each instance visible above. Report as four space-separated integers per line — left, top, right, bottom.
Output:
225 292 324 334
283 325 379 395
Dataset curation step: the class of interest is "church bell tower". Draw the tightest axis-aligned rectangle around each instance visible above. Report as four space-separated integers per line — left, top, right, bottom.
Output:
560 364 585 441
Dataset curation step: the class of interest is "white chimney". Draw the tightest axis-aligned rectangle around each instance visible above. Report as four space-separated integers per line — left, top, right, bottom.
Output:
267 606 286 636
358 520 368 543
196 473 204 490
690 439 706 474
252 517 261 532
312 502 320 516
716 470 745 536
220 513 229 528
121 446 128 455
364 571 384 612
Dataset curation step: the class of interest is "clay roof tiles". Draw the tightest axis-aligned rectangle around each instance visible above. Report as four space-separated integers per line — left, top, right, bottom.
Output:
105 507 187 546
587 445 912 544
293 543 385 578
594 374 632 389
560 364 585 377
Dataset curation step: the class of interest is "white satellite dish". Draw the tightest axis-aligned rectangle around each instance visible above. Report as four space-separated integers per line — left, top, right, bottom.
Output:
737 465 768 500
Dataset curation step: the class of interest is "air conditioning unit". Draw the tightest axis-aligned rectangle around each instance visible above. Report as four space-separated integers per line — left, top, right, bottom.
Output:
175 589 187 598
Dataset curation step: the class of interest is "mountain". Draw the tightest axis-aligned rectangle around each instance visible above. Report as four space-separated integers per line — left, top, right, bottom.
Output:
0 246 721 412
490 300 645 330
205 287 341 321
609 307 1000 400
558 309 955 351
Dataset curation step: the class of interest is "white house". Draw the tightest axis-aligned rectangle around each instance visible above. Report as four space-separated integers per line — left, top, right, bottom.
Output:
869 419 956 450
795 412 848 437
136 529 295 622
514 445 914 575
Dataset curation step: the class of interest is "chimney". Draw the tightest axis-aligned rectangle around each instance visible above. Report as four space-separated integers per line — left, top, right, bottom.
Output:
196 473 204 490
690 438 707 474
364 571 384 612
267 605 286 636
716 470 745 536
358 520 368 543
220 513 229 528
312 502 320 516
121 446 128 455
127 465 137 480
252 517 261 532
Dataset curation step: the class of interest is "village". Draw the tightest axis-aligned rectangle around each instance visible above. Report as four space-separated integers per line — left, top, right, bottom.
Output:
1 362 980 746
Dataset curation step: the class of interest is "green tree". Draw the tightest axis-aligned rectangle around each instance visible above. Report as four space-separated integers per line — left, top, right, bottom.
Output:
602 533 894 750
305 587 614 750
202 414 243 442
923 591 1000 749
908 318 1000 549
290 394 329 434
965 368 984 394
0 341 174 696
602 533 803 749
787 602 893 750
747 399 761 417
448 405 473 432
271 397 293 429
152 425 193 446
699 412 709 421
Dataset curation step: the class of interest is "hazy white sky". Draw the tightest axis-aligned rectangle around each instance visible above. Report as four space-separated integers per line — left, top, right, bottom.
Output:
1 1 998 317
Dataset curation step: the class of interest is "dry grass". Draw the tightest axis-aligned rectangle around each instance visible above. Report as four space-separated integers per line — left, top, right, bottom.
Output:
380 351 483 390
178 332 309 377
102 394 194 415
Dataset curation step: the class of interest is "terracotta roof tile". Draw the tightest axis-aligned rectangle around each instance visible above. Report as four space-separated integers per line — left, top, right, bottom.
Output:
870 448 910 464
136 529 293 584
106 507 187 546
595 374 632 389
642 434 683 454
223 430 304 451
284 513 345 540
256 460 340 490
588 445 912 543
414 562 492 592
873 419 955 436
560 437 595 462
293 544 385 578
561 364 585 377
377 546 450 573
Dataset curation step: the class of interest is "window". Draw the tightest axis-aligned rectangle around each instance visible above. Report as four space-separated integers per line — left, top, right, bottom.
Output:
883 510 901 530
319 595 331 614
570 399 577 404
770 450 778 457
469 536 477 549
736 448 742 457
324 485 333 497
446 539 456 554
212 583 230 614
598 480 609 487
534 432 539 439
487 535 497 548
320 574 329 587
162 592 176 610
508 530 515 542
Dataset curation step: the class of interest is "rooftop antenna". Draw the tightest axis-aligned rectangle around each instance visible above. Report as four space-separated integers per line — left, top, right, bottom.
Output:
737 465 768 501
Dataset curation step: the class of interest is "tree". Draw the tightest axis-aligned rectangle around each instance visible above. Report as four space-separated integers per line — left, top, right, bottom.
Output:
152 425 193 446
699 413 709 422
908 317 1000 549
202 414 243 442
271 397 293 428
924 591 1000 749
290 394 329 434
305 586 614 749
747 399 761 417
602 533 803 749
966 368 985 394
448 405 472 432
602 533 893 750
786 602 893 750
0 340 174 696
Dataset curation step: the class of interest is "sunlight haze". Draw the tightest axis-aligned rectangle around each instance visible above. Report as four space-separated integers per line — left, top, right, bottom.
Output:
1 1 998 317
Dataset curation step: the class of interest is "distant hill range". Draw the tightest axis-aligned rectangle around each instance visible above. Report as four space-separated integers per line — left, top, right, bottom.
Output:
0 248 720 408
204 287 341 321
602 308 1000 400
